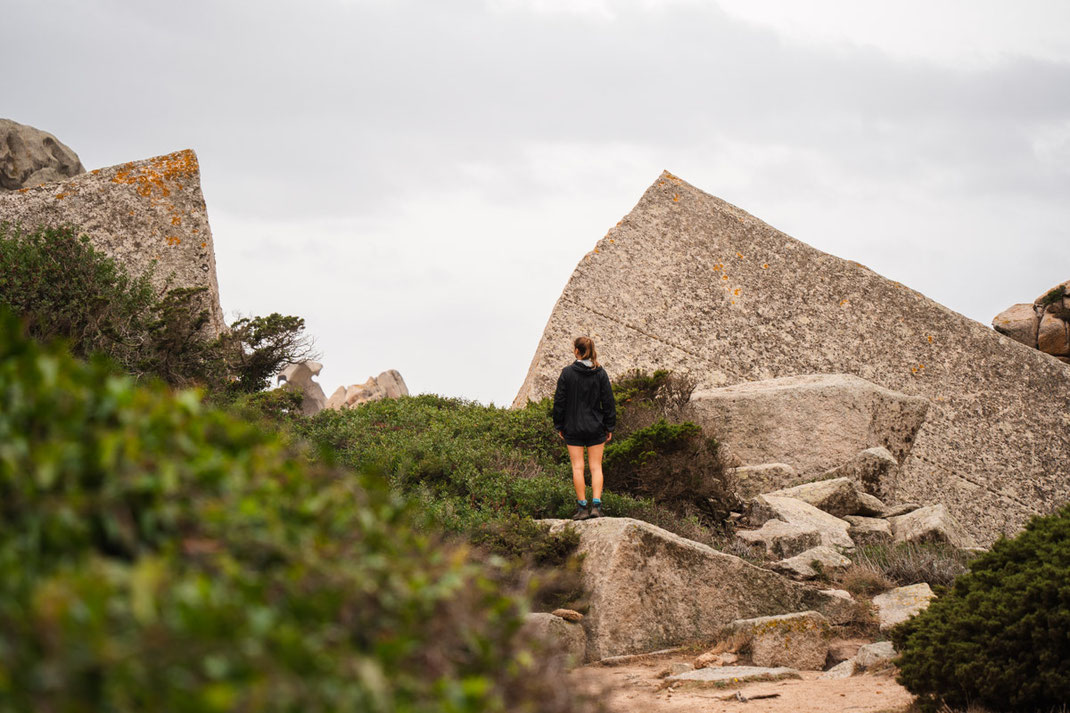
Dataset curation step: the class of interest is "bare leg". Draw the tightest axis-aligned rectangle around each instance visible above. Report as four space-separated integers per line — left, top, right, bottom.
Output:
587 443 605 500
567 445 587 501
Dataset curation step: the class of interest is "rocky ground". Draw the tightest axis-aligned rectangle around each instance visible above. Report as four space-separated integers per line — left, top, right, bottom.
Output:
571 645 913 713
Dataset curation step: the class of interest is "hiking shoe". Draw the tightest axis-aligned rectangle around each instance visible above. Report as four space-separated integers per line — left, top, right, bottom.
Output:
589 503 604 518
571 504 590 521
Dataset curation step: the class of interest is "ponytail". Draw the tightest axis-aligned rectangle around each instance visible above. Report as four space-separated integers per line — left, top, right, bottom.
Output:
574 336 600 368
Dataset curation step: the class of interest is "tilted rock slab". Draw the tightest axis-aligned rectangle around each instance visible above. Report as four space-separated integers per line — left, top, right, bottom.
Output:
889 504 978 549
515 171 1070 544
0 149 225 335
683 374 929 481
0 118 85 190
541 517 852 661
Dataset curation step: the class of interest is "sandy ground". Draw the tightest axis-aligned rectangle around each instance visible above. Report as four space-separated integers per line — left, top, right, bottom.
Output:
570 648 914 713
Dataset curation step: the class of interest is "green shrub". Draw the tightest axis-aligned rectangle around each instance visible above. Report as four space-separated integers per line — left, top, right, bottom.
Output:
0 308 585 713
891 505 1070 712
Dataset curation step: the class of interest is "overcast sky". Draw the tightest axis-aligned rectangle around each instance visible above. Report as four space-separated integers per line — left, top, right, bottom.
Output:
5 0 1069 404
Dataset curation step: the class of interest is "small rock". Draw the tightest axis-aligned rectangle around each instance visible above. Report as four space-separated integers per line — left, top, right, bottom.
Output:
722 611 831 671
872 583 936 631
855 641 897 670
820 659 856 679
890 504 978 549
844 516 894 546
819 588 853 601
694 651 738 668
735 520 822 559
826 638 861 665
668 662 694 676
772 546 852 580
667 665 801 686
881 502 921 518
551 608 583 622
728 463 799 499
746 495 855 551
820 447 900 503
520 613 587 667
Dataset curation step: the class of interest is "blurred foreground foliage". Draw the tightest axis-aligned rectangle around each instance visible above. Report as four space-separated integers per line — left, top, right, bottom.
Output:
0 308 584 713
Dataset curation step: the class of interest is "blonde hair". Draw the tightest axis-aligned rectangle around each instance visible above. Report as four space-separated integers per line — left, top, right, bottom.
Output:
573 336 599 368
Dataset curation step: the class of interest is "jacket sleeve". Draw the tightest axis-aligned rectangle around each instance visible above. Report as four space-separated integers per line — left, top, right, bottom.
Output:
552 370 567 432
600 370 617 432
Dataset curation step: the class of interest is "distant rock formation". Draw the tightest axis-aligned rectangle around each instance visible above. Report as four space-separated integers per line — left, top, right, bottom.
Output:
0 118 85 190
0 149 226 336
325 370 408 410
277 361 328 415
992 280 1070 364
515 171 1070 545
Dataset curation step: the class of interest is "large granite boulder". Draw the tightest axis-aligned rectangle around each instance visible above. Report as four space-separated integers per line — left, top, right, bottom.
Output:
540 517 853 661
277 361 329 415
735 519 821 559
889 504 978 549
514 171 1070 545
0 149 225 336
721 611 831 670
745 495 854 551
0 118 85 190
681 374 928 480
727 462 799 499
764 477 880 519
325 369 409 410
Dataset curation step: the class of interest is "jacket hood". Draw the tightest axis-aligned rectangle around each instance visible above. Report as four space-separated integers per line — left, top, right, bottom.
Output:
569 361 601 376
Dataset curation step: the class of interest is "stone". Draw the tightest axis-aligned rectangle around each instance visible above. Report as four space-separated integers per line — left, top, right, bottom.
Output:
855 641 897 670
512 171 1070 546
826 638 861 664
691 651 738 668
992 303 1040 348
856 493 888 517
772 546 852 580
819 589 853 602
882 503 921 518
0 149 225 336
728 463 799 499
820 447 900 504
721 611 831 670
519 612 586 668
765 478 871 518
667 665 800 686
552 608 583 622
324 369 410 410
872 583 936 631
1037 312 1070 356
277 361 328 416
540 517 855 660
890 504 978 549
681 374 929 480
735 520 822 559
820 659 856 679
844 516 894 546
666 662 695 676
746 495 854 551
0 118 85 190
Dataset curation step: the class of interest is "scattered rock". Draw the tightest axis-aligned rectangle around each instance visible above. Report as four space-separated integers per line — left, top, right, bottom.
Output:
735 520 822 559
277 361 328 415
682 374 929 480
890 504 978 549
721 611 831 670
692 651 738 669
820 659 856 679
0 118 85 190
728 463 799 499
872 583 936 631
520 612 586 668
552 608 584 622
855 641 897 670
765 477 873 518
666 665 801 687
746 495 854 551
844 516 894 546
540 517 853 660
325 369 409 410
819 447 900 504
0 149 226 336
513 170 1070 547
773 546 852 580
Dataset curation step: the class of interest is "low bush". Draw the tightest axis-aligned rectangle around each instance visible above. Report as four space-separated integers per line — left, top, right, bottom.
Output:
891 505 1070 712
0 308 587 713
851 541 973 590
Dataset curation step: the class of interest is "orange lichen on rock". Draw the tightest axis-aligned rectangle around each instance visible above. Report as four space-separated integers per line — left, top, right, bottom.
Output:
171 215 181 226
673 194 680 203
763 263 769 269
110 150 198 200
166 237 181 246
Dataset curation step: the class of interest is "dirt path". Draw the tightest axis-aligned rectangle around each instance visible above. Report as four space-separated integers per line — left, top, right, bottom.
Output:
570 651 914 713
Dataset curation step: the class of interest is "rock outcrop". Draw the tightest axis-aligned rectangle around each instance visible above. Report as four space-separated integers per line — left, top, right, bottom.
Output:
540 517 854 661
1 118 85 190
277 361 329 415
993 281 1070 363
0 149 225 336
325 370 409 410
515 171 1070 545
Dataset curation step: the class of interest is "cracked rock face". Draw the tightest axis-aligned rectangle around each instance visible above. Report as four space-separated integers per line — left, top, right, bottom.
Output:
0 118 85 190
514 171 1070 545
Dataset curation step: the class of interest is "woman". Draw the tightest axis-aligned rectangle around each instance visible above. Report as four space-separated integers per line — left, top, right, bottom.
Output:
552 336 616 520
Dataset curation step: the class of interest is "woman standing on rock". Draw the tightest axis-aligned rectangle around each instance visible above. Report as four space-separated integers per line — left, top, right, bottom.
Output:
553 336 617 520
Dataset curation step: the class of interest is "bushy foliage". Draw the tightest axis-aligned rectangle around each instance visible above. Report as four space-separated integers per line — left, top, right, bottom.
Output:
891 505 1070 712
0 309 584 713
0 223 313 394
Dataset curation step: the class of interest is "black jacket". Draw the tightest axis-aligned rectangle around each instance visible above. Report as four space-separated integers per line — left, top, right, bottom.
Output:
552 362 617 440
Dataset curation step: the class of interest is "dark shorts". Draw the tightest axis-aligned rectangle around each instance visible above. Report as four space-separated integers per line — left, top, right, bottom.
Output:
564 433 607 447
